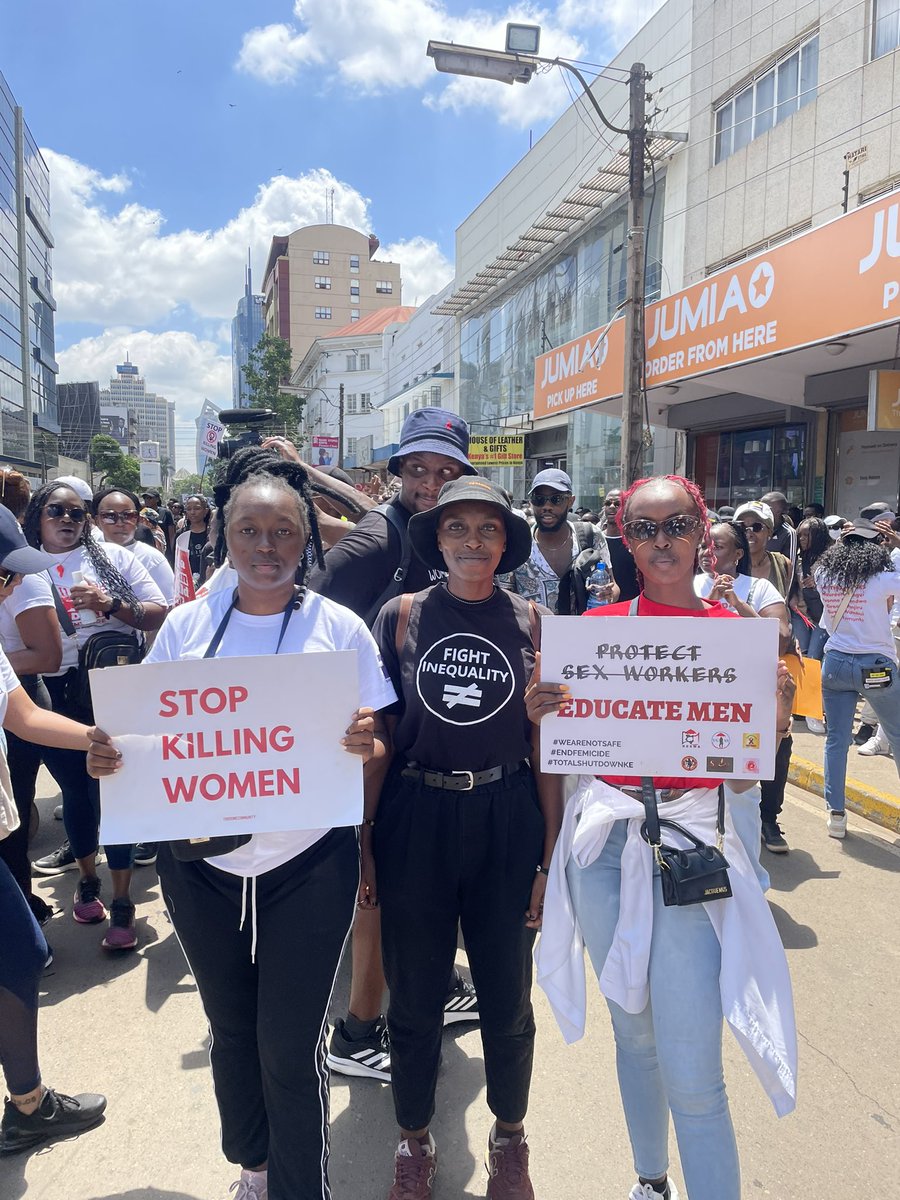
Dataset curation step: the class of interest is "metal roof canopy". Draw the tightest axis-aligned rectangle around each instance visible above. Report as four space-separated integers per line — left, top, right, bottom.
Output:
433 138 678 318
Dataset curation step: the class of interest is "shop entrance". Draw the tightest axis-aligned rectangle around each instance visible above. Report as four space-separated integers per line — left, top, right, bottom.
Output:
693 424 808 509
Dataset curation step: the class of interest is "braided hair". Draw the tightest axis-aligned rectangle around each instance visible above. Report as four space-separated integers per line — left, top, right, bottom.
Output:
815 536 892 594
212 447 325 579
617 474 714 589
797 517 831 577
710 520 751 576
23 482 145 623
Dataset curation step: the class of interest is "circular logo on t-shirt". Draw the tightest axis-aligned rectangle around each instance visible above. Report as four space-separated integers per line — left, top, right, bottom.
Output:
416 633 516 726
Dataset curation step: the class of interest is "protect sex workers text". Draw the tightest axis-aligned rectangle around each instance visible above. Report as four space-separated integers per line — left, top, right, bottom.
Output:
538 616 779 779
91 652 361 844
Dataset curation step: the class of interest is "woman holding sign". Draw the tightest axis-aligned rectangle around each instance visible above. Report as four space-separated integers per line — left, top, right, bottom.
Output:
364 477 563 1200
90 465 395 1200
528 474 797 1200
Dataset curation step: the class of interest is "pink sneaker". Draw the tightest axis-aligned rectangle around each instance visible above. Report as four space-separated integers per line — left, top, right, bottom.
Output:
73 877 106 924
388 1135 436 1200
102 898 137 951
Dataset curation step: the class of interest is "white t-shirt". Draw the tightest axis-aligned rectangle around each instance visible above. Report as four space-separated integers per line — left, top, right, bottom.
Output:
0 572 55 657
44 542 167 674
892 549 900 626
816 567 900 661
145 588 397 877
0 644 20 723
694 572 785 614
109 537 175 606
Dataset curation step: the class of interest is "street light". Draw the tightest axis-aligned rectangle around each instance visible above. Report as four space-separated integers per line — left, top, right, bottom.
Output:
426 27 683 485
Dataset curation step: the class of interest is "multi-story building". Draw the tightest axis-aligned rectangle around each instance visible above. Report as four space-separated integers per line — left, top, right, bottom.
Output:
231 259 265 407
293 306 415 467
57 381 100 463
99 359 174 471
263 225 402 372
437 0 900 512
0 69 59 479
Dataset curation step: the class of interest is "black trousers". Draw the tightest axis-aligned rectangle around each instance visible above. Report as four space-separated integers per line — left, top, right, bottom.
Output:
760 734 793 823
0 676 49 902
157 828 357 1200
375 762 545 1131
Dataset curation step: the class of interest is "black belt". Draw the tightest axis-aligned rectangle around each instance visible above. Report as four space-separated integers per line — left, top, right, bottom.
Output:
401 761 526 792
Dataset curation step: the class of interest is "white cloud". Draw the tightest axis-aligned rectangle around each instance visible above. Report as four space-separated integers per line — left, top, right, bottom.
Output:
237 0 587 127
47 150 382 327
381 236 452 306
57 329 230 470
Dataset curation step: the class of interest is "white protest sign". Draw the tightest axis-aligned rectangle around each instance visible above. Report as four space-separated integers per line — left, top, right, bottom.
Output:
539 615 778 780
199 417 225 460
93 651 361 843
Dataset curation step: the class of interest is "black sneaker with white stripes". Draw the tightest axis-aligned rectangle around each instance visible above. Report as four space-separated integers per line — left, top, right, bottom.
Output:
443 975 479 1026
327 1017 391 1081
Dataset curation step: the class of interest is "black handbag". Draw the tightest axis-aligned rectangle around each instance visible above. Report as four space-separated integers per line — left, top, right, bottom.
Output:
168 587 303 862
639 778 733 907
50 582 144 722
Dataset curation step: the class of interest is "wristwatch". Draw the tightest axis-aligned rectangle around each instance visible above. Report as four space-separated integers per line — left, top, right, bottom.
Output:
107 597 123 617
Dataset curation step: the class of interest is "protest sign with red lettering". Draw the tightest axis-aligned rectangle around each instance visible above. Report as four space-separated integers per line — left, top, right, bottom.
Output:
92 652 361 843
538 616 778 779
173 548 196 606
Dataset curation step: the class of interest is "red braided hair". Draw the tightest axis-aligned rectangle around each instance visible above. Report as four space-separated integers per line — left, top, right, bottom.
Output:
615 474 716 590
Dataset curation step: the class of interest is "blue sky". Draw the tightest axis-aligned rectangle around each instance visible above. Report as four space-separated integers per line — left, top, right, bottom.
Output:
5 0 656 467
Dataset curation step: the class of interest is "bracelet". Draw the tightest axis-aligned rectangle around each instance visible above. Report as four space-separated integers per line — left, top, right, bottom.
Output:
535 864 550 876
776 725 792 738
361 817 376 827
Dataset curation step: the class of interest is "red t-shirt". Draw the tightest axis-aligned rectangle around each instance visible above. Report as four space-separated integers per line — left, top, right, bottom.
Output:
583 593 739 789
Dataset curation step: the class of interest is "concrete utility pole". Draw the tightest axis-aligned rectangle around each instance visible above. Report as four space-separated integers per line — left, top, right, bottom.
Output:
622 63 647 489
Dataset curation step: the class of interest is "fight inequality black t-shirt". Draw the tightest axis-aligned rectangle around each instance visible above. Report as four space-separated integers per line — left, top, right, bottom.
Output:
373 584 548 773
307 497 445 625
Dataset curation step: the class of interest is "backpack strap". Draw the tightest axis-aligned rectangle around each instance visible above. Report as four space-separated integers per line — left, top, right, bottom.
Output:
628 595 641 616
394 592 415 657
363 502 414 627
830 588 856 632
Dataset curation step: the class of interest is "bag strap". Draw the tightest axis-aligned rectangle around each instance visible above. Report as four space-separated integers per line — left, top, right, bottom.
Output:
830 588 856 632
394 592 415 657
628 594 640 616
641 777 726 846
527 600 541 652
48 577 77 638
363 503 414 627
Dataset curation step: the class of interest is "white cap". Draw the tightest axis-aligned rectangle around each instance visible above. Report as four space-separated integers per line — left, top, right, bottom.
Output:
52 474 93 501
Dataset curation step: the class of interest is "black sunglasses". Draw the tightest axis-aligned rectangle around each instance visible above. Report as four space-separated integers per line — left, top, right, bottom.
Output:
530 492 569 506
0 569 18 588
44 503 87 522
98 510 139 525
622 514 702 542
604 498 621 508
739 521 768 534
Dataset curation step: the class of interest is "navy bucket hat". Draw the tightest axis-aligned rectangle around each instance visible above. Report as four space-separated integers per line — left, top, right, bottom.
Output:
387 408 476 477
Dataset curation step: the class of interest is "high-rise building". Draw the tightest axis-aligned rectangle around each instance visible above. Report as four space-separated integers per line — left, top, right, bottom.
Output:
99 358 174 469
263 225 402 372
231 258 265 408
57 381 100 462
0 70 59 478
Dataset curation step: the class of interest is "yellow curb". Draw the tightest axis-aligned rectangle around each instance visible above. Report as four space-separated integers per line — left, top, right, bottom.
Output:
788 754 900 834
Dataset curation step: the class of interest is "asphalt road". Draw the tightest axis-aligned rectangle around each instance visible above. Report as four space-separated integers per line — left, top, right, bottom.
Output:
2 773 898 1200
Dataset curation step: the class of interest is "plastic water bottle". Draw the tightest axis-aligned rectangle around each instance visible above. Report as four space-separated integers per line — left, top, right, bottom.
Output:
71 571 99 625
586 562 611 609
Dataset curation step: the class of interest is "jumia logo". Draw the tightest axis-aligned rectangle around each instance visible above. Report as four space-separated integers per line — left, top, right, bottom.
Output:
859 203 900 274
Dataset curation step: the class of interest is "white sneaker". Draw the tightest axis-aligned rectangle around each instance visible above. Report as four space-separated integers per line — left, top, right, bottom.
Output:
805 717 826 734
228 1168 267 1199
827 810 847 839
858 731 892 757
628 1182 680 1200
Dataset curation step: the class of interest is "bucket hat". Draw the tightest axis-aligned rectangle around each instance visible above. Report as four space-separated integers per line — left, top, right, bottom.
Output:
387 409 475 477
407 476 533 574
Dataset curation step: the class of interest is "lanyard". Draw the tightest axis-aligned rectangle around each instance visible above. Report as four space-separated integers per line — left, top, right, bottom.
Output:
204 588 302 660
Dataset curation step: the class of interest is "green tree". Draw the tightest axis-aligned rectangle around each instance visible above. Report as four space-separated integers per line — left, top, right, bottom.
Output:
241 333 303 437
104 455 142 493
89 434 125 479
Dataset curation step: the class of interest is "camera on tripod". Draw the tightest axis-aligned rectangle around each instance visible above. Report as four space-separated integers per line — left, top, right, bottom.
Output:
215 408 277 460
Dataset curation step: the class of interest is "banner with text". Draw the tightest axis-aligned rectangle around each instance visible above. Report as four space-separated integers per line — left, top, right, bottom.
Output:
198 417 224 460
93 651 361 843
468 435 526 465
538 616 778 779
534 191 900 419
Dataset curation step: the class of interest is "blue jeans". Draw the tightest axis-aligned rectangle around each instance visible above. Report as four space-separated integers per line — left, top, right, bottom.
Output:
821 650 900 812
567 821 740 1200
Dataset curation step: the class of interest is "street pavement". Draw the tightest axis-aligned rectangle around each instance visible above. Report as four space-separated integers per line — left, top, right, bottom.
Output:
2 767 899 1200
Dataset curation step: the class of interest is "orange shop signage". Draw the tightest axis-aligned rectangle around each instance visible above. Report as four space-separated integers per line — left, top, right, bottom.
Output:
533 192 900 420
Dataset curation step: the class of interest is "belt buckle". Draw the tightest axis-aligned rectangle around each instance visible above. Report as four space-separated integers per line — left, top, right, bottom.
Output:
451 770 475 791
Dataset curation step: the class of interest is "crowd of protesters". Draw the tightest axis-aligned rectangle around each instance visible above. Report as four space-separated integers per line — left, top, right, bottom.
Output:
0 426 897 1200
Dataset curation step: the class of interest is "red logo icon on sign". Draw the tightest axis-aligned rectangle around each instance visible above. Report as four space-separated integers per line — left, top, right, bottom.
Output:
681 756 698 772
